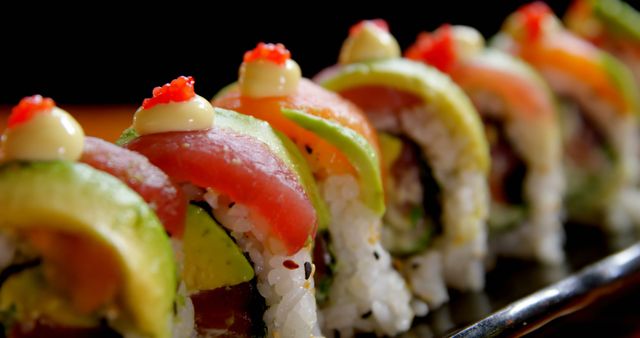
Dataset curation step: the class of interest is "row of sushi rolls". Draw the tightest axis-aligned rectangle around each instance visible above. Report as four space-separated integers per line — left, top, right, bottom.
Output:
1 0 640 337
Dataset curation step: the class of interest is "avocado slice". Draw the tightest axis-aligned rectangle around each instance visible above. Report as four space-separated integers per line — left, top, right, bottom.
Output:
316 58 490 176
0 161 176 338
117 108 330 231
599 50 640 115
281 108 385 215
182 204 254 292
590 0 640 41
116 126 138 146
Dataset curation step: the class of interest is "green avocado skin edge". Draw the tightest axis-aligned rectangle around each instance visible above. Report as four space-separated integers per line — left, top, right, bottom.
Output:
591 0 640 41
281 108 386 216
598 50 640 115
0 161 176 338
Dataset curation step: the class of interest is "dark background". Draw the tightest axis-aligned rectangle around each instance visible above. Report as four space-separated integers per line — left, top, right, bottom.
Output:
0 1 579 105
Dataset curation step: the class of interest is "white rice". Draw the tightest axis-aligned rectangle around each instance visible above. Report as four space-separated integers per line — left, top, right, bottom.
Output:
542 68 640 231
402 250 448 308
167 238 197 338
319 175 414 337
470 90 566 264
206 190 322 338
172 281 196 338
410 299 429 317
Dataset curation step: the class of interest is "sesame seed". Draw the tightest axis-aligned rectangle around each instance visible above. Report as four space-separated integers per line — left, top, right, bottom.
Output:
304 262 312 280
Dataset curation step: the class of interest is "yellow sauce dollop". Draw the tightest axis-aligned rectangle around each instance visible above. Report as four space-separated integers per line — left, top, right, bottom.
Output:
2 107 84 161
133 95 215 135
239 59 301 98
339 22 401 64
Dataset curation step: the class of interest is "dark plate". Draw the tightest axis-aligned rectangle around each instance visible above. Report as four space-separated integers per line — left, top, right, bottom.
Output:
402 224 640 337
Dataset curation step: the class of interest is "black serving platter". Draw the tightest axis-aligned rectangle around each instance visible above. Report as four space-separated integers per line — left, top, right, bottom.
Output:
401 223 640 337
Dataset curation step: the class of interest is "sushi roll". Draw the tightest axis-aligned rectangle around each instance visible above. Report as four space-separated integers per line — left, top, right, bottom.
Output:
213 43 414 336
119 76 324 337
565 0 640 90
494 2 640 230
0 96 178 337
405 25 565 264
313 21 490 308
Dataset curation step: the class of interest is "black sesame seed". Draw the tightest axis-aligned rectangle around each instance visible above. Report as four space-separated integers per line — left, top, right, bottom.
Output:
305 145 313 154
373 251 380 260
361 310 372 319
304 262 312 280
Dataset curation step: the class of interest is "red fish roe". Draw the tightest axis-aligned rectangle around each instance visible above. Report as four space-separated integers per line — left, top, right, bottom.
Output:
8 95 56 128
405 24 456 73
518 2 553 41
243 43 291 66
142 76 196 110
349 19 389 36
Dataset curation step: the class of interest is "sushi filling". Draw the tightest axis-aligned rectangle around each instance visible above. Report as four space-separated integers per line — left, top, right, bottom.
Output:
482 116 528 232
558 98 616 221
186 198 267 338
312 230 334 306
380 135 442 256
189 280 266 337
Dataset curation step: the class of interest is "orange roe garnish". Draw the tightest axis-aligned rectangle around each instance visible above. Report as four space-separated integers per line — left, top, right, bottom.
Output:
142 76 196 110
405 24 456 73
8 95 56 129
518 2 553 41
243 43 291 66
349 19 390 36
